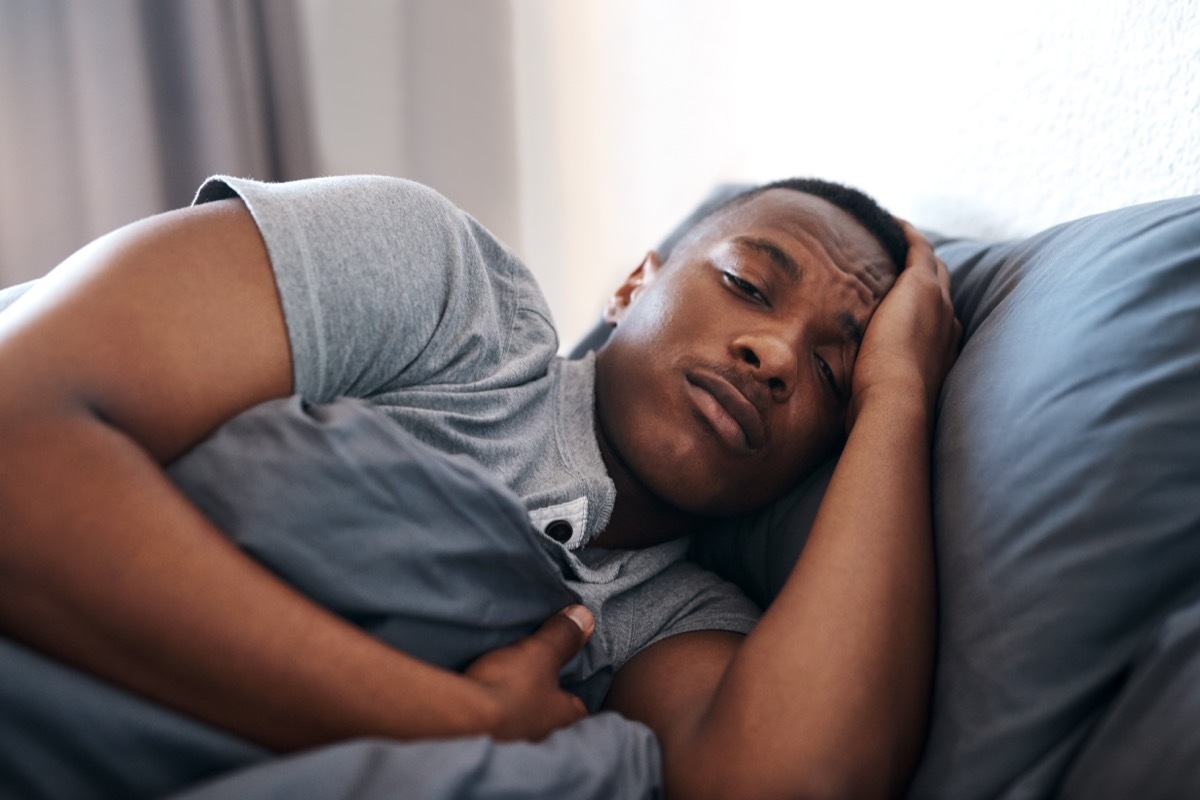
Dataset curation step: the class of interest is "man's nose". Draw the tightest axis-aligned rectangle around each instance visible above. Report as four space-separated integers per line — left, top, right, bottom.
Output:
734 332 800 401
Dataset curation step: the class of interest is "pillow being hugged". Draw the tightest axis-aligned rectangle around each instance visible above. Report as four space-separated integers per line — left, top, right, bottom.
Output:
167 396 613 709
909 196 1200 799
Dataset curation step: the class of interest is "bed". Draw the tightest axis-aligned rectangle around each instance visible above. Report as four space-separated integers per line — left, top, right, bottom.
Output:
1 185 1198 799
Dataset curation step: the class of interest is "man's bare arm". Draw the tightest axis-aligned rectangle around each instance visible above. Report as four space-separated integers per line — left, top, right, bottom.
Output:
0 200 591 749
605 226 959 800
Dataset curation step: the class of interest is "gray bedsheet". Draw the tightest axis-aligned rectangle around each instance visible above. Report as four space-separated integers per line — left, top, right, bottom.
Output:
0 396 661 800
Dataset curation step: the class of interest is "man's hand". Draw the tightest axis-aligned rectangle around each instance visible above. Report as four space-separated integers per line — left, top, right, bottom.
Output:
848 221 961 431
465 605 595 741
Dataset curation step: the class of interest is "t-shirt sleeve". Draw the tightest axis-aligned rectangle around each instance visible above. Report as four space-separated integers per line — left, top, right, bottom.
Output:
636 560 761 649
193 175 557 401
597 556 761 670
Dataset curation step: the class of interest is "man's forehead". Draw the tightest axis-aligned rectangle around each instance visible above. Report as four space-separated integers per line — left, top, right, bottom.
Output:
694 189 897 300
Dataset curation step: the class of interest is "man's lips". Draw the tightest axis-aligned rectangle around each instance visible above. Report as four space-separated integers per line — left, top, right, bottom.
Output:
686 370 767 451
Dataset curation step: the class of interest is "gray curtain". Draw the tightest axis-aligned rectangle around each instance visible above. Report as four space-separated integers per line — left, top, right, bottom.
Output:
0 0 315 287
398 0 521 254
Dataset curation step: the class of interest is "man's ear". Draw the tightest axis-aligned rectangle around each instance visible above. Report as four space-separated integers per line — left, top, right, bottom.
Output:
603 251 662 326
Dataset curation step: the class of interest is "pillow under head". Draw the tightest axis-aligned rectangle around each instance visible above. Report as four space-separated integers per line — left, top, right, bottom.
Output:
909 195 1200 798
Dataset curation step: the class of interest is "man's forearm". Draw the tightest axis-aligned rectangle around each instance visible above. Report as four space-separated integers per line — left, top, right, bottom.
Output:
683 395 936 798
0 409 496 750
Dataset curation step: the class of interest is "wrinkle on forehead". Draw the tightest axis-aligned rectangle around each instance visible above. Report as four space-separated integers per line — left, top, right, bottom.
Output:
775 214 893 306
705 190 897 303
758 221 892 316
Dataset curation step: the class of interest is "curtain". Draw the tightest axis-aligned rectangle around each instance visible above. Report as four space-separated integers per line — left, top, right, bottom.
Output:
0 0 314 287
294 0 523 256
0 0 556 336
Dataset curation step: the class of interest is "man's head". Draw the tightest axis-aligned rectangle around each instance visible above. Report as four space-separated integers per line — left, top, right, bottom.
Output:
594 179 904 517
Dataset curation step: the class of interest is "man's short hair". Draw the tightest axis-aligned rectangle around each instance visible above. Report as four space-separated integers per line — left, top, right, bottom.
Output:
713 178 909 274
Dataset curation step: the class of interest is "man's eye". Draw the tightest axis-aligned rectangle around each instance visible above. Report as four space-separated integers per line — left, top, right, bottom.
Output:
723 272 765 303
817 356 843 400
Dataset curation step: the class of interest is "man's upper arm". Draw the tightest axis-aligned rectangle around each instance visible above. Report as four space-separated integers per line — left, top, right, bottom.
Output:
0 198 291 460
603 630 743 758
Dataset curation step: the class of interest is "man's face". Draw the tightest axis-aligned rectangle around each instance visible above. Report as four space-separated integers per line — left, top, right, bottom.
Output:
594 189 898 516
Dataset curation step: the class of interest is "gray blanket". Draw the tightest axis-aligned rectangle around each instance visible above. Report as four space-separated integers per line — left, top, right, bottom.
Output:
0 397 661 800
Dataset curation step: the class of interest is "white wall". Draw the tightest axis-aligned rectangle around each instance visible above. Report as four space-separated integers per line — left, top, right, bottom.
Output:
298 0 1200 349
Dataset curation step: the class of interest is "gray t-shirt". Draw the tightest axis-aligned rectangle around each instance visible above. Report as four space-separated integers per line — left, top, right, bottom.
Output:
0 175 760 670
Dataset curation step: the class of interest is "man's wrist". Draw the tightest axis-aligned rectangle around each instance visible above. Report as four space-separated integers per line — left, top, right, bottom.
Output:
447 677 504 738
847 381 935 435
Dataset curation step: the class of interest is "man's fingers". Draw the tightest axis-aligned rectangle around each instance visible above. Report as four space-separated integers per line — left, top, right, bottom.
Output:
935 256 952 300
897 218 953 301
562 604 595 635
896 219 935 268
461 604 596 741
526 605 594 670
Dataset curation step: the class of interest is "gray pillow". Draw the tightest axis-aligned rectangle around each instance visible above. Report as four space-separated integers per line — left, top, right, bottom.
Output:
909 196 1200 799
589 187 1200 798
1058 597 1200 799
168 395 613 706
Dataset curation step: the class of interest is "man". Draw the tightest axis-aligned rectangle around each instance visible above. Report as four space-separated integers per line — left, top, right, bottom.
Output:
0 175 958 799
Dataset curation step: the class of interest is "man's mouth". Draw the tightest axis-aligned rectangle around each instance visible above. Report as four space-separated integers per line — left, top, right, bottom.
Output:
685 370 767 451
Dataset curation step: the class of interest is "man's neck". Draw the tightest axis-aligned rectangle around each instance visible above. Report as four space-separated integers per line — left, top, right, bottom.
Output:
588 420 702 550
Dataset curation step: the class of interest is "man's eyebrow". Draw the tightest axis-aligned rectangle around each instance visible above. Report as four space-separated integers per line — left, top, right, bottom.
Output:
731 236 800 282
838 311 864 348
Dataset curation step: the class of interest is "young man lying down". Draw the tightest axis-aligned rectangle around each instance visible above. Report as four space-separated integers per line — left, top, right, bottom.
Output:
0 175 959 799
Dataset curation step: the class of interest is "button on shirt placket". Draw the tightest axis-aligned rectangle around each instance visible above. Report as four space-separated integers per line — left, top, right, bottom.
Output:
529 496 589 549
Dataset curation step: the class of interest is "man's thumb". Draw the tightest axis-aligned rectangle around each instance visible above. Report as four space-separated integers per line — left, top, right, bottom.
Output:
532 604 594 665
561 604 594 638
